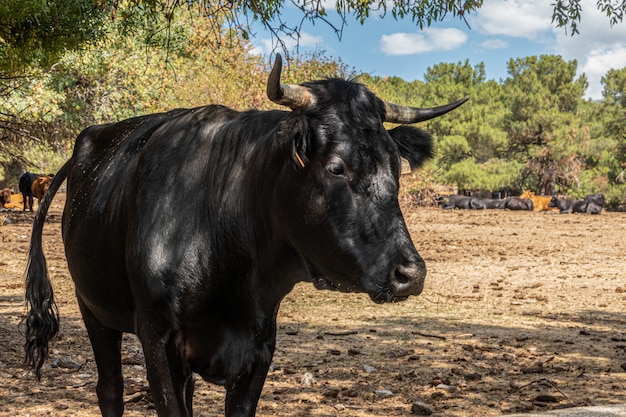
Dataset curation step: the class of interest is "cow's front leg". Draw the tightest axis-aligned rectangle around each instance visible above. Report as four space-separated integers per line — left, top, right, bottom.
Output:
224 339 275 417
137 316 194 417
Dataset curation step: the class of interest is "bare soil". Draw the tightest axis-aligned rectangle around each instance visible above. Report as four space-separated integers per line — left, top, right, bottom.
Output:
1 187 625 416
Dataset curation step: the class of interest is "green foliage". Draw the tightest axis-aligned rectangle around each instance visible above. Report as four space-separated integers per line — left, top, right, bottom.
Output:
443 157 522 192
0 0 108 72
504 55 589 195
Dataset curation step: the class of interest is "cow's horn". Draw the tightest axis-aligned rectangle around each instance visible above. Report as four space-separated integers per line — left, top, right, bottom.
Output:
383 96 469 124
267 53 317 110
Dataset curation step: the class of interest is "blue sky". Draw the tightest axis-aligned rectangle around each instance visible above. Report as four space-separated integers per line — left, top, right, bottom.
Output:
250 0 626 100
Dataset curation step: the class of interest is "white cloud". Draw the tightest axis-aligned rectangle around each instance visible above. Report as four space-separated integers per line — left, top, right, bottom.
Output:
470 0 553 40
480 39 509 49
379 27 468 56
579 46 626 99
551 0 626 99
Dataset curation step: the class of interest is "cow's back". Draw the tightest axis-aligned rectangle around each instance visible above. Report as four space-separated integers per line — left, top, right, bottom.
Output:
63 105 241 332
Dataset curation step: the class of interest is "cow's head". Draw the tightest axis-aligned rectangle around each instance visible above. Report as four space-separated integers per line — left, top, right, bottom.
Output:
0 188 11 206
268 54 468 303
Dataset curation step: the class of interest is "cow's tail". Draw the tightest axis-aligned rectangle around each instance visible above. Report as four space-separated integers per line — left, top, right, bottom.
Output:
24 160 70 379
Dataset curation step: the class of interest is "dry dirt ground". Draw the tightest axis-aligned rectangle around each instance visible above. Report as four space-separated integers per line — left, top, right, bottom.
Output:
1 187 625 417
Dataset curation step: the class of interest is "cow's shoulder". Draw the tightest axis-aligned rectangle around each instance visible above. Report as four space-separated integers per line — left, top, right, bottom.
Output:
74 105 238 160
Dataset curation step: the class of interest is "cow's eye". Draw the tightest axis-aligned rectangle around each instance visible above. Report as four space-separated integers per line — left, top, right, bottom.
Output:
326 161 346 177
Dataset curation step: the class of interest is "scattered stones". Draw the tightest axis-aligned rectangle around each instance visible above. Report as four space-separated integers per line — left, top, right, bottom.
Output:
374 389 394 398
334 403 346 411
51 356 81 370
410 400 433 415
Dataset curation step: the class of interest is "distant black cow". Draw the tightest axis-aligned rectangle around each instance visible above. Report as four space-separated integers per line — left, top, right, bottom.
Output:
548 196 588 214
24 54 468 417
18 172 36 211
504 197 534 211
584 193 605 214
482 198 508 209
438 195 485 210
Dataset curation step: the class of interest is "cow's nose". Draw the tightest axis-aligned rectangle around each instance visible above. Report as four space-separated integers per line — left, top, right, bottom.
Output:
389 261 426 297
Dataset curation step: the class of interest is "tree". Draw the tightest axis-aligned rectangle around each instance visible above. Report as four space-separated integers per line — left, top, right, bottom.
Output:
504 55 589 195
596 67 626 207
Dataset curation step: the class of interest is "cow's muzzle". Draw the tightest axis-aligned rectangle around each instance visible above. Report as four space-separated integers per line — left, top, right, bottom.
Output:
389 261 426 299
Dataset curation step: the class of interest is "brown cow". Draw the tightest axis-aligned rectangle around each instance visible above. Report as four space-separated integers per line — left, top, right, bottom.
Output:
520 190 554 211
32 175 52 200
0 188 11 209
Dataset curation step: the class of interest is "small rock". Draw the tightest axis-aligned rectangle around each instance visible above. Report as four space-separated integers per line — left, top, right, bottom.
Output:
328 349 341 355
334 403 346 411
363 364 376 373
435 384 456 392
620 363 626 372
52 356 81 370
300 372 316 387
411 401 433 416
374 389 394 398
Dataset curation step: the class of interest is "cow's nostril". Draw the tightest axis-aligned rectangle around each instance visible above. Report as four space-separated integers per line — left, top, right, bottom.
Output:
394 268 410 285
390 262 426 297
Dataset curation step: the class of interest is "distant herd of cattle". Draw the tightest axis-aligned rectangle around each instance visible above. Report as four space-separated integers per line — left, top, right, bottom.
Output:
1 173 606 215
438 189 605 214
0 172 52 211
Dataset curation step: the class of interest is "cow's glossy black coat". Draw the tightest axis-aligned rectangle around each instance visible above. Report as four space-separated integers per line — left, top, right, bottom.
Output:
25 57 464 417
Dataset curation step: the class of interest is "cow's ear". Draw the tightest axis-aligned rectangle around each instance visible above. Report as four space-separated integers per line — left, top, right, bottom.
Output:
278 115 311 169
388 125 434 170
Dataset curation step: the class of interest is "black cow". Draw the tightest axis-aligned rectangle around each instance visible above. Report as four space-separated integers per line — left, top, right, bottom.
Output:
18 172 36 211
548 196 588 214
504 197 534 211
25 54 468 417
482 198 508 209
438 195 485 210
584 193 605 214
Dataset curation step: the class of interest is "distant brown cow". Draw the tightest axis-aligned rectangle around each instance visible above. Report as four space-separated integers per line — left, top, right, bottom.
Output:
32 175 52 200
0 188 11 209
3 193 25 210
520 190 553 211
